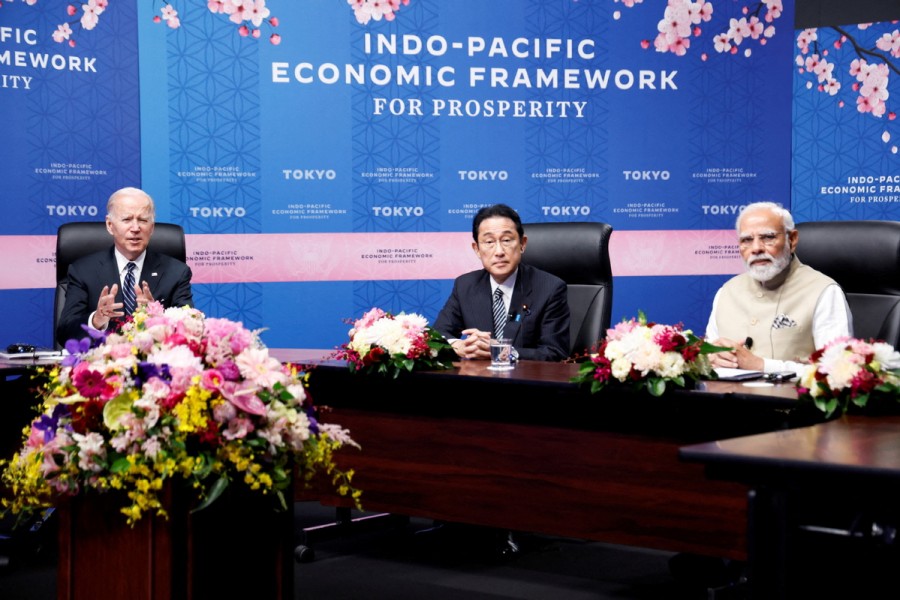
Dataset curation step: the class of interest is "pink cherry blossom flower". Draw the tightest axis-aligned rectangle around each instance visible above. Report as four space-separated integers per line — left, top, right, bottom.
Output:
658 2 691 45
208 0 228 13
52 23 73 43
713 33 731 53
669 36 690 56
67 5 78 16
225 0 249 25
875 30 900 57
245 0 270 28
161 5 177 20
727 17 752 45
270 33 281 45
81 6 100 30
747 16 764 39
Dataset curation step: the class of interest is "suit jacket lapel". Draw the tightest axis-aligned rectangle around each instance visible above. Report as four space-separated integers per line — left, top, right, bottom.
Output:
137 251 161 297
101 247 122 300
504 266 532 344
474 271 495 333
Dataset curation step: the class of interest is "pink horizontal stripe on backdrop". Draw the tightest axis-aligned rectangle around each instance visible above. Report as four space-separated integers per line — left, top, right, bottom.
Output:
0 230 743 290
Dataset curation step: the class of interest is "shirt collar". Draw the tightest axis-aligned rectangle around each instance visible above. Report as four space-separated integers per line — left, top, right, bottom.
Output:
113 249 147 276
490 268 518 298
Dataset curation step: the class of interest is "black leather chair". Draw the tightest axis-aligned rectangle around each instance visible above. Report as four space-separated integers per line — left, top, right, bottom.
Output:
521 221 614 355
54 221 187 347
794 220 900 348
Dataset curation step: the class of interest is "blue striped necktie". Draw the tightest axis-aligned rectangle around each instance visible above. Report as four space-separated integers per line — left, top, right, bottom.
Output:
123 262 137 315
492 287 506 340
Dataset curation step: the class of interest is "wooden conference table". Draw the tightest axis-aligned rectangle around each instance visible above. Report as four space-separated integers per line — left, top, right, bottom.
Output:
681 415 900 598
274 350 810 561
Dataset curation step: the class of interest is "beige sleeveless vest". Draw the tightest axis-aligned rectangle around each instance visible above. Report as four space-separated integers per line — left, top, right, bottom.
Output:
715 257 836 362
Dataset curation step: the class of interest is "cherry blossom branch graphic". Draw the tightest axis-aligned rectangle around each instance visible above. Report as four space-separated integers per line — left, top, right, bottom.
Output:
348 0 411 25
1 0 282 46
3 0 416 46
612 0 783 60
796 25 898 128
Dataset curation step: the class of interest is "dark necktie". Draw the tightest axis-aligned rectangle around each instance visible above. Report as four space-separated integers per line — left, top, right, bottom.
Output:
123 262 137 315
492 288 506 340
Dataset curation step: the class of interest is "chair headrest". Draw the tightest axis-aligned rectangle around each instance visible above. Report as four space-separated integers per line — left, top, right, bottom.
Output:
794 220 900 296
56 221 187 282
520 222 613 285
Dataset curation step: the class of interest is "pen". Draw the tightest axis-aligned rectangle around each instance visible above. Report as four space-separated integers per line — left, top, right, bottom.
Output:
744 336 753 350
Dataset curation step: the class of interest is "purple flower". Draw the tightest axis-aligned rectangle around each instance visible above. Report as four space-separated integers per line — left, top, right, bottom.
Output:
133 362 171 388
33 405 69 443
217 360 241 381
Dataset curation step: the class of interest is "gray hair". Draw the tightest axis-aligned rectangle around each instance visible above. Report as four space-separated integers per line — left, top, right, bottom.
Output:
735 201 794 233
107 187 156 221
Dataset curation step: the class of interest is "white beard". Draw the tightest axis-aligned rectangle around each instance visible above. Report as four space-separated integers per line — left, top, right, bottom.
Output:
745 246 791 282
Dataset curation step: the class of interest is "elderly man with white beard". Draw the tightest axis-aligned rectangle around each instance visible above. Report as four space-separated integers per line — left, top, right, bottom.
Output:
705 201 852 374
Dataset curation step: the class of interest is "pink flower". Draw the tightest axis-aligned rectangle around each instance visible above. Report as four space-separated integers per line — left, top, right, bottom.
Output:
225 0 250 25
73 364 113 399
876 30 900 57
52 23 73 43
235 347 286 390
245 0 270 28
658 3 691 45
201 368 225 391
208 0 228 13
727 17 752 45
221 381 267 416
713 33 731 53
81 9 100 31
270 33 281 45
222 416 254 440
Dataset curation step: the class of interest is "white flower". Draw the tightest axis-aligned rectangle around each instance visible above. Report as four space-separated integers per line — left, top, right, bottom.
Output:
72 432 106 472
657 352 686 379
610 357 632 381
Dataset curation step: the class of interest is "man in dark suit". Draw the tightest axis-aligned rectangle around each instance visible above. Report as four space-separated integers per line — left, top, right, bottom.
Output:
434 204 570 361
55 187 194 346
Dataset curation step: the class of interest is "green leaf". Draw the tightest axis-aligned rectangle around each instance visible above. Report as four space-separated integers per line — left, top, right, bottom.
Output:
110 456 131 474
192 476 229 514
648 378 666 397
699 340 732 354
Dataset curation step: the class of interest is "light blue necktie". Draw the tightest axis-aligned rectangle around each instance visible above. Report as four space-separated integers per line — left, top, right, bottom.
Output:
123 262 137 315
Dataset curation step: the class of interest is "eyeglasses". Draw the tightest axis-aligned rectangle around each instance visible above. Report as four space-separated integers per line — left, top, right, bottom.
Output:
738 232 784 248
478 238 519 251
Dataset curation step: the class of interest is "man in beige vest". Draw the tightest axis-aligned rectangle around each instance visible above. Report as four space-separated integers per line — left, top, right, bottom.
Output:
706 202 852 374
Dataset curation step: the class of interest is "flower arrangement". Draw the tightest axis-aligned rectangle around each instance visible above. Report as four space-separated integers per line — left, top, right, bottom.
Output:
335 308 455 378
1 303 358 525
797 337 900 417
572 312 719 396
